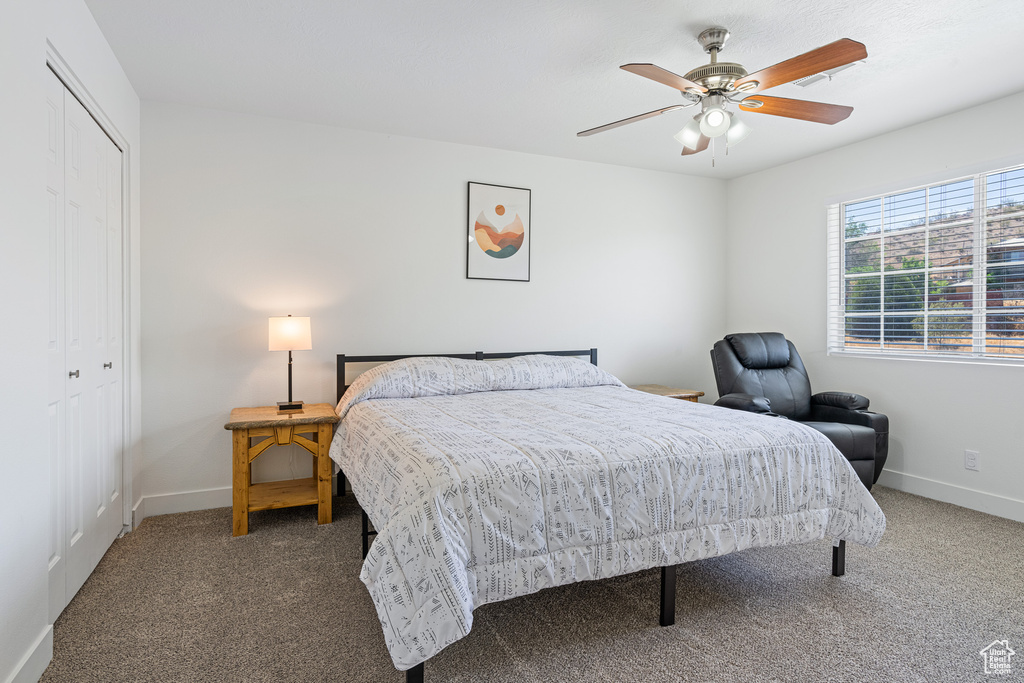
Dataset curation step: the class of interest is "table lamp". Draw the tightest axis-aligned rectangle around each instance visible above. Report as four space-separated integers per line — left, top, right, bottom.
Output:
269 315 312 413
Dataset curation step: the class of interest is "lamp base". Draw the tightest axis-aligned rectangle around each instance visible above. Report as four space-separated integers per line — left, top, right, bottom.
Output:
277 401 305 414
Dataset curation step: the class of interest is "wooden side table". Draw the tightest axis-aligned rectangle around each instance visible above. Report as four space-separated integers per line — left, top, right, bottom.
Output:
224 403 340 536
630 384 705 403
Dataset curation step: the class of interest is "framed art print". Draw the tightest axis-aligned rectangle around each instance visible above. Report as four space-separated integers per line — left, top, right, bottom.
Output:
467 181 531 281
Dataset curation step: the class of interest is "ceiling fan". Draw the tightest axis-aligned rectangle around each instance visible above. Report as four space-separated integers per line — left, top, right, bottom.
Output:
577 27 867 161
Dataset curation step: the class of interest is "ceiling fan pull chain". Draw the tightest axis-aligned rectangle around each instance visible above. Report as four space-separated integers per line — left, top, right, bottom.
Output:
712 137 716 167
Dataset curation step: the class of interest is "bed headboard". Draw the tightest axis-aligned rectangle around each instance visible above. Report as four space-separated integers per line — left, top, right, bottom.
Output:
336 348 598 402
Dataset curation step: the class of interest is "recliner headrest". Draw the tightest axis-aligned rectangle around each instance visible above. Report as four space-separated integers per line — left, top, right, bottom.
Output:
726 333 791 369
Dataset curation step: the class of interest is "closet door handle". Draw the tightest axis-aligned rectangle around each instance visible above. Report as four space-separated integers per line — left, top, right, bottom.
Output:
103 362 113 369
69 370 80 378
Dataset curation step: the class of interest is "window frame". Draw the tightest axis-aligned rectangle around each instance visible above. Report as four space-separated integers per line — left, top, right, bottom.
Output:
827 162 1024 365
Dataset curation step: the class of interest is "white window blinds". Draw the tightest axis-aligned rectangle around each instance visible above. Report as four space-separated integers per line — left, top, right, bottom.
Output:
827 164 1024 361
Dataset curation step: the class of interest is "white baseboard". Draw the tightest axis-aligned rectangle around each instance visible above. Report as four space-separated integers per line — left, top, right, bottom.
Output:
4 625 52 683
132 486 232 527
877 469 1024 523
131 475 344 528
131 496 144 529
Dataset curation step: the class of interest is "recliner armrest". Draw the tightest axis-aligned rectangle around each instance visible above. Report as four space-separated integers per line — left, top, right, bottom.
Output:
810 404 888 435
810 403 890 488
715 393 776 415
811 391 869 411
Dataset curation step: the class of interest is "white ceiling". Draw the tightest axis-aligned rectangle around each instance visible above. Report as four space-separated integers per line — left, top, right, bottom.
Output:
84 0 1024 179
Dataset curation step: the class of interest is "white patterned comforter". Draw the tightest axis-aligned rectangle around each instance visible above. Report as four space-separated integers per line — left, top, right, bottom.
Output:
329 355 886 670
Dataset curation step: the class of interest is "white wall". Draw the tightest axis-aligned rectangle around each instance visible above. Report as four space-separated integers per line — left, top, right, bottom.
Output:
0 3 50 681
0 1 140 681
725 91 1024 522
138 101 726 510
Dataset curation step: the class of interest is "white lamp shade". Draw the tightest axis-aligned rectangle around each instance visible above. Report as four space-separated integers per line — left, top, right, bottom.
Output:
673 117 703 149
699 107 731 138
726 115 752 146
268 316 312 351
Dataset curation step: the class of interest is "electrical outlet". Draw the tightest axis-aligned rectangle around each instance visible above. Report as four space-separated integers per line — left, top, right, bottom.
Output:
965 449 980 471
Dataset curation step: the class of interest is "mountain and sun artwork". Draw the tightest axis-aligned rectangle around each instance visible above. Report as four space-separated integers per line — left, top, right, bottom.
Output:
467 182 531 281
474 205 524 259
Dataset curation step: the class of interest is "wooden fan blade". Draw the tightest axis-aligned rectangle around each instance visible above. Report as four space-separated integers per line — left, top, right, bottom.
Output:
577 105 686 137
739 95 853 124
621 64 707 94
681 135 710 155
733 39 866 93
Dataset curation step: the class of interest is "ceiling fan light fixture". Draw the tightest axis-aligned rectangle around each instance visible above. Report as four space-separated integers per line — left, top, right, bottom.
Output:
699 107 731 138
673 117 703 149
726 115 751 146
697 94 732 138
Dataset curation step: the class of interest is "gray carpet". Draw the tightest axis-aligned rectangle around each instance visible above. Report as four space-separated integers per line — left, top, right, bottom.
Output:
41 487 1023 682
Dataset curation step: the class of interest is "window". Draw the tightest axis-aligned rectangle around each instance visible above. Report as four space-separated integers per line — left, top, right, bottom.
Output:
827 164 1024 361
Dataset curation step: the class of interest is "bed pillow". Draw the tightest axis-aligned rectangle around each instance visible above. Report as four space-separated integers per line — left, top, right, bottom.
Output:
336 354 624 418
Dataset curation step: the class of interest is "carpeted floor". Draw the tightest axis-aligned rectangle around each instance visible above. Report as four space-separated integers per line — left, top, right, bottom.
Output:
40 487 1023 682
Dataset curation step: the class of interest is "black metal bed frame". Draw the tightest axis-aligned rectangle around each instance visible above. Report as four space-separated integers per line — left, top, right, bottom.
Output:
333 348 846 683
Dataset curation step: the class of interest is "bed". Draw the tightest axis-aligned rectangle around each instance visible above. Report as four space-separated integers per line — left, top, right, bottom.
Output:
329 350 886 682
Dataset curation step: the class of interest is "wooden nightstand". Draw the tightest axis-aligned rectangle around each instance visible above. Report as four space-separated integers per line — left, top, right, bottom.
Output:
630 384 705 403
224 403 340 536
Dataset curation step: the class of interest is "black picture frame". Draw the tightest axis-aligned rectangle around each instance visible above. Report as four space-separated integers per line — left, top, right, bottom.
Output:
466 181 531 282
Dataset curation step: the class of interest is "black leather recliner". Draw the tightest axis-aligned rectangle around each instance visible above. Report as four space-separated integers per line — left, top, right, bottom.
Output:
710 332 888 490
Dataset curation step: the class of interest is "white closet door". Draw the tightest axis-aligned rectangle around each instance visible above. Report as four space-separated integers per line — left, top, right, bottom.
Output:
46 69 125 621
99 128 124 550
45 70 68 621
